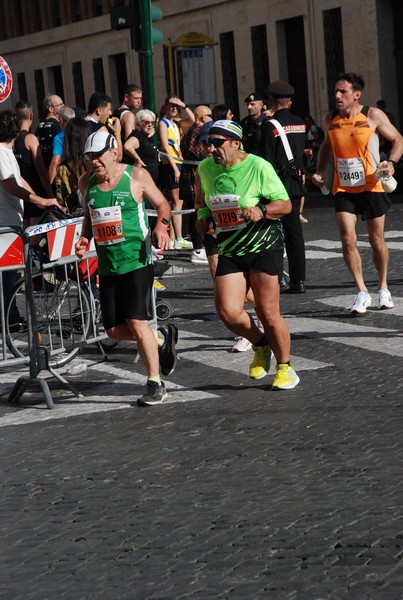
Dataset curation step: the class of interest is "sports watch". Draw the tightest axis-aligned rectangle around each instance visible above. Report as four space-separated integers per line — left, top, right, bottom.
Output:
257 203 267 218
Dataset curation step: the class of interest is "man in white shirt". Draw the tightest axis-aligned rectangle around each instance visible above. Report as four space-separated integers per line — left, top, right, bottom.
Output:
0 110 60 326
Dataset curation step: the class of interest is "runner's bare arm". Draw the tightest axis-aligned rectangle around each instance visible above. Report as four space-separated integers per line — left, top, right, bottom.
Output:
369 107 403 175
312 113 333 187
243 199 291 222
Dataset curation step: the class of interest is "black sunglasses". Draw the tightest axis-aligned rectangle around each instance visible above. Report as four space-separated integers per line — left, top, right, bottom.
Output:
207 137 232 148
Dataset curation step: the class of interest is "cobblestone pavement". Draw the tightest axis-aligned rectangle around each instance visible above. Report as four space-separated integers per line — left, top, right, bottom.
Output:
1 195 403 599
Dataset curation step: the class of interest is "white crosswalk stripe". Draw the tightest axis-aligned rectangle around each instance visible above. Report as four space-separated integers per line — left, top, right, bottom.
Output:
287 315 403 357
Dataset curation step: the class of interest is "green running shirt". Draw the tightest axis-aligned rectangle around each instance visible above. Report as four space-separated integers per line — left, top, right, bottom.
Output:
198 154 289 257
87 165 151 276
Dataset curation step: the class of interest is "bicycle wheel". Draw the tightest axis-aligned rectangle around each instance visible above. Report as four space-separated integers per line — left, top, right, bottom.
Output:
6 272 92 369
156 301 173 321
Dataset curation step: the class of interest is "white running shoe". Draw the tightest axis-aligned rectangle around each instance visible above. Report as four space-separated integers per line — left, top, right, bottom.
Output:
232 336 252 353
351 291 372 314
191 248 208 264
378 288 394 310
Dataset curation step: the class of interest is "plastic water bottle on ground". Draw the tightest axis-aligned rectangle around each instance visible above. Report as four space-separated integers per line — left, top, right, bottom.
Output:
65 360 88 375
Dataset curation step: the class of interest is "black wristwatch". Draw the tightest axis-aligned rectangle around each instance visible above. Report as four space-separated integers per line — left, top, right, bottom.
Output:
388 159 398 169
257 203 267 218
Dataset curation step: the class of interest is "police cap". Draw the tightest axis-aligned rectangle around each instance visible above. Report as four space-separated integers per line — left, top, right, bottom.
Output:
244 92 265 103
267 80 295 98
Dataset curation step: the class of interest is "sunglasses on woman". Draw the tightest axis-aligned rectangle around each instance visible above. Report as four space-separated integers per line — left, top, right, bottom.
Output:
206 137 232 148
143 120 155 126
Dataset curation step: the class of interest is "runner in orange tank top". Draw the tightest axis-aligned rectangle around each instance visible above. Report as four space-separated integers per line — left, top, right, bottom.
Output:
312 73 403 315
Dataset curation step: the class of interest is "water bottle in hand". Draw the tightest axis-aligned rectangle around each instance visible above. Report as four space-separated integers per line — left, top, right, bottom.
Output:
375 161 397 193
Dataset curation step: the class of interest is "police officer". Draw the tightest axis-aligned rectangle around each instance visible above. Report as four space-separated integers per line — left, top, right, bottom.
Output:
240 92 268 155
259 80 307 293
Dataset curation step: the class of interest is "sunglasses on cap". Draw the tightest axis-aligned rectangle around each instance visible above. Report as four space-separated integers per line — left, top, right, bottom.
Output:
207 137 232 148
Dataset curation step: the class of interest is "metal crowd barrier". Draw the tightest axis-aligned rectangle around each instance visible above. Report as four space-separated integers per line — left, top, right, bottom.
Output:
0 220 109 409
1 216 162 409
0 226 59 408
0 227 31 367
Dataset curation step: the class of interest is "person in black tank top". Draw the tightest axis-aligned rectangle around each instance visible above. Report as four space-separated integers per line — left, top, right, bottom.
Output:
14 101 53 225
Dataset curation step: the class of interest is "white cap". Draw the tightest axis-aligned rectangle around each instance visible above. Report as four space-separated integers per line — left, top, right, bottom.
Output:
83 130 117 156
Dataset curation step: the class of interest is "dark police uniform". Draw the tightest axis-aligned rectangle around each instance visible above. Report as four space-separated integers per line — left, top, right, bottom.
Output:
241 92 267 155
259 80 307 291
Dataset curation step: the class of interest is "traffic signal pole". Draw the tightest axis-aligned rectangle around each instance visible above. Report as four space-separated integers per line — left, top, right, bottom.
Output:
138 0 156 115
111 0 163 116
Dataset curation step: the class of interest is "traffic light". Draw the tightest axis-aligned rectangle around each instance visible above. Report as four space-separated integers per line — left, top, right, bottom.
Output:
110 1 141 52
150 3 163 46
139 1 164 51
110 1 163 52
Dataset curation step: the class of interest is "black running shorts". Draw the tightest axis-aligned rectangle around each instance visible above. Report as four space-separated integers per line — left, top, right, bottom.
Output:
99 264 154 329
334 191 392 221
215 249 283 277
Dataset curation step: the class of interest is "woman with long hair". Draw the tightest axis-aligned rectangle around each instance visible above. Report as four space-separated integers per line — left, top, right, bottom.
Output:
54 117 91 212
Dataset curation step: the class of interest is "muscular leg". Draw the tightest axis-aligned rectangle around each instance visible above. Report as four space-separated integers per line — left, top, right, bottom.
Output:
336 211 367 291
106 320 159 377
367 215 388 289
214 272 262 344
249 270 291 364
208 252 255 305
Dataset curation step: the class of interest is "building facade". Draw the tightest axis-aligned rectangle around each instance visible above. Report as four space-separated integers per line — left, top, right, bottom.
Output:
0 0 402 128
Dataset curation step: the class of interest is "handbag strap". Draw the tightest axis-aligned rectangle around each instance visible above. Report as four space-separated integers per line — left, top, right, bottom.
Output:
270 118 294 162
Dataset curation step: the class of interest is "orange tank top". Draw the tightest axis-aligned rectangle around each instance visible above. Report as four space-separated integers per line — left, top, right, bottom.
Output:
328 106 383 194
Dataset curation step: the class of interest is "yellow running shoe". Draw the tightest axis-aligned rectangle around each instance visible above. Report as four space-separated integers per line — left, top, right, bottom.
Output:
249 345 272 380
271 364 300 390
153 279 166 291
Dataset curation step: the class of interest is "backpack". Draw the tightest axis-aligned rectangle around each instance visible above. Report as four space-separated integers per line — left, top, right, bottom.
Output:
36 119 59 167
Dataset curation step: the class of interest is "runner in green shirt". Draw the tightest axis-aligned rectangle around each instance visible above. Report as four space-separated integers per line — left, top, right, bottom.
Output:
75 130 175 406
197 120 300 390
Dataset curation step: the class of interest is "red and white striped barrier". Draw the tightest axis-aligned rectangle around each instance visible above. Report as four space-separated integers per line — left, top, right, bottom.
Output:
0 231 24 267
26 218 94 261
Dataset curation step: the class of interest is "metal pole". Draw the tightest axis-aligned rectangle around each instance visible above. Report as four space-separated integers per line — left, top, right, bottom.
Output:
167 38 176 95
139 0 156 115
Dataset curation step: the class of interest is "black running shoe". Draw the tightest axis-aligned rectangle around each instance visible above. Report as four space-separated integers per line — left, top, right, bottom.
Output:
134 380 168 406
158 323 178 376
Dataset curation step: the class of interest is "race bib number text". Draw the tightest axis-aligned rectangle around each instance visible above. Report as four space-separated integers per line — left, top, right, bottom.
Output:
337 157 366 187
209 195 246 232
91 205 125 246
